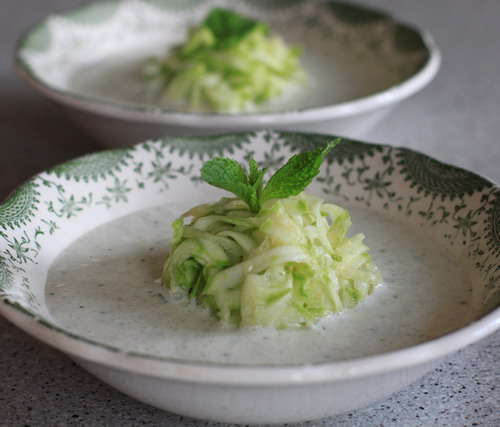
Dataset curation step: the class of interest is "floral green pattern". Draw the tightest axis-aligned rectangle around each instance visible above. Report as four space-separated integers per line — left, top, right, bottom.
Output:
156 133 255 160
48 149 134 182
278 131 384 165
0 180 40 230
484 190 500 257
0 131 499 327
0 257 14 293
396 149 492 200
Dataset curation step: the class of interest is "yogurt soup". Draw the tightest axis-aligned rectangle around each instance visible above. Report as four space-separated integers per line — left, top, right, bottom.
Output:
46 203 474 365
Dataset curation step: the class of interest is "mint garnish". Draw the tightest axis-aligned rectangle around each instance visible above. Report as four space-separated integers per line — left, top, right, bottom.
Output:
204 8 266 49
201 138 341 212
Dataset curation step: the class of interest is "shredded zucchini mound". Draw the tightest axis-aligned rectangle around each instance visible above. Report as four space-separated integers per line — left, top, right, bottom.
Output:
143 8 307 113
161 193 381 328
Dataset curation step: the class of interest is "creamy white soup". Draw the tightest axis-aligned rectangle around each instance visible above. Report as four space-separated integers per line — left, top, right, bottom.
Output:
46 203 473 365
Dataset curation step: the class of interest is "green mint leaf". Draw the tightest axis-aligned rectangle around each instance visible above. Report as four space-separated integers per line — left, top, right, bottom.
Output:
248 156 267 200
248 157 260 186
253 168 266 202
201 157 259 211
203 8 266 49
261 138 341 202
201 139 341 212
201 157 248 187
222 182 259 212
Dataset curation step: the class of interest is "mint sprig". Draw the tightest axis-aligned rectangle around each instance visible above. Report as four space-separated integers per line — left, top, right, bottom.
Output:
204 8 267 49
201 138 341 212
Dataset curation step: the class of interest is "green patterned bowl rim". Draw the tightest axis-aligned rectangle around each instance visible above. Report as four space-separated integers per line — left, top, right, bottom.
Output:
14 0 441 128
0 131 498 385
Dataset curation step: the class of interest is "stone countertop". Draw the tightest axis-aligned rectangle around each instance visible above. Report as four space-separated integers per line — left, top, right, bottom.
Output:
0 0 498 426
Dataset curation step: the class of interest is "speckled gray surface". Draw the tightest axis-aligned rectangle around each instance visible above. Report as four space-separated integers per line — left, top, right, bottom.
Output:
1 0 499 426
0 315 498 426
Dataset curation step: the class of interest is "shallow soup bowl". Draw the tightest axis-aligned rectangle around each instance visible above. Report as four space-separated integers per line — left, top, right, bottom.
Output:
1 131 498 424
15 0 440 145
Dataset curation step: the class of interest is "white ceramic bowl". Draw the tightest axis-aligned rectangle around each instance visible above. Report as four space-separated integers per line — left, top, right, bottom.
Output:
1 131 498 424
15 0 440 146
